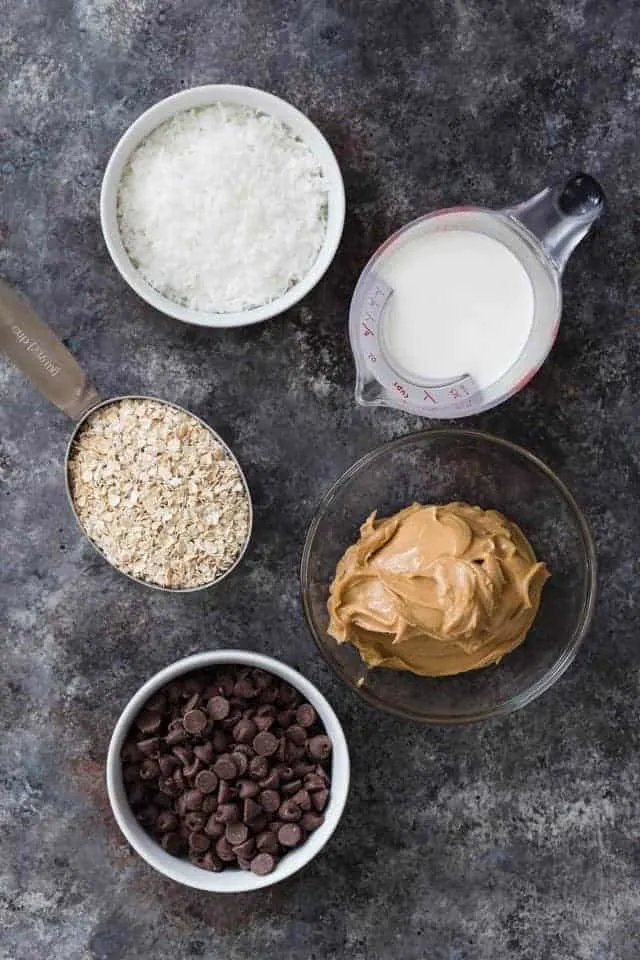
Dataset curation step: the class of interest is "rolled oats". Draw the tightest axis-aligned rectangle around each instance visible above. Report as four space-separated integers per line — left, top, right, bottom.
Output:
67 398 251 589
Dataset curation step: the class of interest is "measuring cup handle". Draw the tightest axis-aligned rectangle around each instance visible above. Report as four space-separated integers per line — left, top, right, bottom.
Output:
0 279 101 420
505 172 605 272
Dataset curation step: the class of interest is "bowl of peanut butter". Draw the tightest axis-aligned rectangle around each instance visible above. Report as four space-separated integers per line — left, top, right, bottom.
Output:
301 430 596 724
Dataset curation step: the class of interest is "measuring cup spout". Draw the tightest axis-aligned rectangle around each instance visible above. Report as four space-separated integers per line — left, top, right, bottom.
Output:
0 279 101 419
505 172 605 272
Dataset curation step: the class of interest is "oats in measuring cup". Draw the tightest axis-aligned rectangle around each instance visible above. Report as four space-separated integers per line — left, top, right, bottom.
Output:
67 398 251 589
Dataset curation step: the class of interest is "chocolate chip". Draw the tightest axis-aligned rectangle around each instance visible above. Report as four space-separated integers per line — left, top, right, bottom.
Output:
215 836 237 862
256 831 279 854
183 709 208 735
127 782 148 806
137 737 161 757
184 692 201 713
281 779 302 797
193 743 214 764
258 770 280 791
215 802 240 824
258 789 280 813
277 823 302 848
192 851 223 872
304 773 326 792
243 797 262 823
145 692 167 713
212 729 229 752
165 723 187 746
253 731 279 757
189 832 211 853
158 777 180 797
268 820 284 834
233 718 258 744
184 789 204 811
294 762 316 778
295 704 317 728
194 770 218 794
239 779 260 799
301 812 325 832
233 678 257 699
156 811 178 833
216 674 235 698
217 780 233 804
225 822 249 846
201 795 218 814
222 709 242 730
250 852 276 875
172 745 193 767
275 764 294 782
204 814 225 837
136 710 163 734
286 725 307 746
247 813 268 835
158 755 179 777
285 742 306 763
161 832 183 854
123 764 139 784
290 789 311 811
207 696 230 720
278 683 298 705
121 742 143 763
307 735 332 761
230 751 248 776
233 837 256 860
184 812 207 833
183 757 203 779
213 754 238 780
248 756 269 780
259 686 278 704
277 709 296 729
254 715 274 732
139 759 160 780
311 789 329 813
279 799 302 822
237 857 253 870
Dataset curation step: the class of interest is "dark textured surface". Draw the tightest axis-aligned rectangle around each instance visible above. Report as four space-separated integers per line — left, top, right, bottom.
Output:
1 2 639 958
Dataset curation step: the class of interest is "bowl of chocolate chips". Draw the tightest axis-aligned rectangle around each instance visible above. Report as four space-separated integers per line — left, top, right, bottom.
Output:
106 651 350 891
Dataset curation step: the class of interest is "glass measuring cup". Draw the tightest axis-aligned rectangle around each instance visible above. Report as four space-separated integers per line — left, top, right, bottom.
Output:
349 173 604 418
0 280 253 591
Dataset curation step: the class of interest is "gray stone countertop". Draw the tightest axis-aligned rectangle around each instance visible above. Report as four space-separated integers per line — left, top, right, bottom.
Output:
1 2 638 958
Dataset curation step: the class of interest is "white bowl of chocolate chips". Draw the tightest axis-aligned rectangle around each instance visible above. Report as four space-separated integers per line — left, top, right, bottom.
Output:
107 651 350 891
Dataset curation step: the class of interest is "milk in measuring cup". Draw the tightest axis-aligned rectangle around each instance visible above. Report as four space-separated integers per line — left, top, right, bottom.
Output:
378 230 534 388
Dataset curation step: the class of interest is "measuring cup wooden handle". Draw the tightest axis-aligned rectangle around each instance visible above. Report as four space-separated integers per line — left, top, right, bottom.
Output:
0 279 101 420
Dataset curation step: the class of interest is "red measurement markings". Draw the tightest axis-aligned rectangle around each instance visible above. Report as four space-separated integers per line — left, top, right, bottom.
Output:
393 381 409 399
367 285 387 310
448 383 470 401
423 390 437 404
362 321 374 337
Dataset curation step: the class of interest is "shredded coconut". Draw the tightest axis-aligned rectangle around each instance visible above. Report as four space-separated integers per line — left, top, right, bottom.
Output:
117 104 328 312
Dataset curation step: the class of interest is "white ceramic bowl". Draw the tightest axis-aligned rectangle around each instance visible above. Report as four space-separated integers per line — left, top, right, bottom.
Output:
100 84 346 328
106 650 350 892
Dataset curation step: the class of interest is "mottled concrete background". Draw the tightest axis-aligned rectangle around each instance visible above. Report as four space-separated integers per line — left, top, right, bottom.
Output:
1 2 639 958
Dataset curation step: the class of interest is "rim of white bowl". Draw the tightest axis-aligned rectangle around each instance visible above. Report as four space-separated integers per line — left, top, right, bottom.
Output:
106 651 350 892
100 84 346 328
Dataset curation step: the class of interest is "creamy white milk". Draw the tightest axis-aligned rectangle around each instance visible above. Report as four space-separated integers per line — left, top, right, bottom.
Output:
379 229 534 386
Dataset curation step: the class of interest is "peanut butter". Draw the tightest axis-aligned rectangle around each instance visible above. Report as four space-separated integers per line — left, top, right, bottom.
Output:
327 502 550 677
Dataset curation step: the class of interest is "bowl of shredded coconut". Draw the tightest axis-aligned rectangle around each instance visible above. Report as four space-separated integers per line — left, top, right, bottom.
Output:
100 85 345 327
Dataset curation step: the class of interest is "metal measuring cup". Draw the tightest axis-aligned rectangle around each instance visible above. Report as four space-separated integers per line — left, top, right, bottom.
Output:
0 280 253 592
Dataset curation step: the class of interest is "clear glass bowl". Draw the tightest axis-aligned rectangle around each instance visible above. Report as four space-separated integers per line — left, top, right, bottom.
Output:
301 429 597 724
